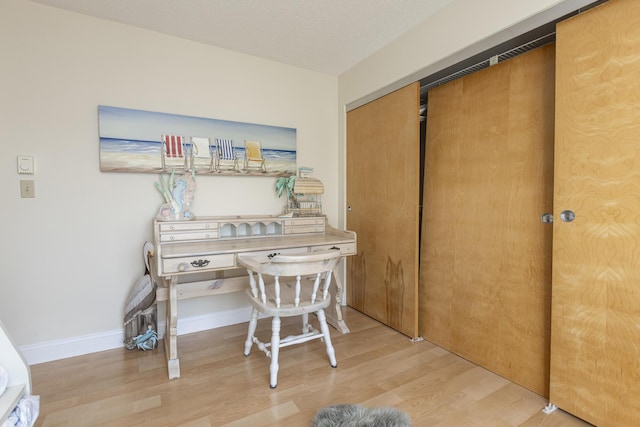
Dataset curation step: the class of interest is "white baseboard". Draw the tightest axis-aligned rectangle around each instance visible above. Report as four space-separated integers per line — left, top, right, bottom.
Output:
20 306 251 365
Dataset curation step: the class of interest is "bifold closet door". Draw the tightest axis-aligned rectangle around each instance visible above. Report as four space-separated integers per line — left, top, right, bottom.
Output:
346 82 420 338
550 1 640 425
420 44 555 396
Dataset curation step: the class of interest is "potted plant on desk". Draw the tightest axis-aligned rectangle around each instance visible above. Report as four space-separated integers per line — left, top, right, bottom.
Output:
275 175 297 215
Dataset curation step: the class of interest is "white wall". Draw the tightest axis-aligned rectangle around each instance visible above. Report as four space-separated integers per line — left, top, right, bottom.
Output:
339 0 594 106
1 0 338 362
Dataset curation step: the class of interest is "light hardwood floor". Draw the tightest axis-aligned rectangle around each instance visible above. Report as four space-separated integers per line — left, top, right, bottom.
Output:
31 308 592 426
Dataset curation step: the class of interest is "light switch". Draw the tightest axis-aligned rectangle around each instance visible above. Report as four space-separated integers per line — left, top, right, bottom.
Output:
17 155 34 174
20 180 35 198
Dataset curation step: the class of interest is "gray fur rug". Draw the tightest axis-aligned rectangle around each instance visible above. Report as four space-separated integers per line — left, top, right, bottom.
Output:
311 404 412 427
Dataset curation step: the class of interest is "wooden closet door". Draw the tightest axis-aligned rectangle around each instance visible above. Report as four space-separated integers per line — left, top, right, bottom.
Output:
551 1 640 425
346 82 420 338
420 44 555 396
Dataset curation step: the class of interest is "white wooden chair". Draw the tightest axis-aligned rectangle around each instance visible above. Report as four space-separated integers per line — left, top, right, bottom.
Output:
238 250 343 388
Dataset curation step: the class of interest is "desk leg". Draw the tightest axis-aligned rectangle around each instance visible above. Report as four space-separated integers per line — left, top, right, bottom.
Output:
326 262 350 334
164 275 180 379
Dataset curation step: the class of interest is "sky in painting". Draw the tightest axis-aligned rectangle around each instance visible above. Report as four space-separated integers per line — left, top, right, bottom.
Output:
98 105 296 150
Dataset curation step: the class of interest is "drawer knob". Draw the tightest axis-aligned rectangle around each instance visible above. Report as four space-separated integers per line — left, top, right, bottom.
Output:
178 263 188 271
190 259 211 268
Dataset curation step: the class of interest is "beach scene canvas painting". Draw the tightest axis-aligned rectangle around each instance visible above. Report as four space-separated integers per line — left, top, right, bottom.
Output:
99 105 296 176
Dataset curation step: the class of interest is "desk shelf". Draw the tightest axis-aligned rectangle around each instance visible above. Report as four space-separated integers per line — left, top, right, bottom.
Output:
219 220 283 239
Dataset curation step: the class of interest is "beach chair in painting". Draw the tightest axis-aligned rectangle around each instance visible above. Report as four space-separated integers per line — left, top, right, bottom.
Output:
190 137 214 172
214 138 240 172
244 140 267 172
161 134 188 171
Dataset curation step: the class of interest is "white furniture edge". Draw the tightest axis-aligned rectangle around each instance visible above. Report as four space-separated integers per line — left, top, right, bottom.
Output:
0 319 32 424
0 384 25 425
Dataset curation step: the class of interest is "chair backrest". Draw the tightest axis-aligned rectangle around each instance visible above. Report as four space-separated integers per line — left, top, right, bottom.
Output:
190 137 211 159
239 251 342 308
244 140 263 160
215 138 236 160
162 134 185 158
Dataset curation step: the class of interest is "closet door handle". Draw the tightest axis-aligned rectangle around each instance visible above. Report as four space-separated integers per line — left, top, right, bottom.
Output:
541 213 554 224
560 210 575 223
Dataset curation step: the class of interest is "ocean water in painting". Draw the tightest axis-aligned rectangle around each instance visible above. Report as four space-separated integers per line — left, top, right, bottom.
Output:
98 105 297 176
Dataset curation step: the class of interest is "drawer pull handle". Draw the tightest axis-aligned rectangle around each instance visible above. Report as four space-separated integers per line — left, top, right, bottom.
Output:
267 252 280 259
330 246 340 251
190 259 210 268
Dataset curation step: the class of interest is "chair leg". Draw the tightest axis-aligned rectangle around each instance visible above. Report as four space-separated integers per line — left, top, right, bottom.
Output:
244 308 258 356
302 313 310 333
270 316 281 388
317 309 337 368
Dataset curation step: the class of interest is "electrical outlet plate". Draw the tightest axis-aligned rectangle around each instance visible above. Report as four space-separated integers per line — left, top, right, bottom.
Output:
20 180 35 198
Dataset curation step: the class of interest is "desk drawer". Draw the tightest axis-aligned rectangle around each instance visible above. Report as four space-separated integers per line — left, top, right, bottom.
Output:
239 247 306 263
311 243 356 256
283 225 324 234
282 217 325 235
283 218 324 226
159 230 219 242
162 253 235 274
159 221 218 232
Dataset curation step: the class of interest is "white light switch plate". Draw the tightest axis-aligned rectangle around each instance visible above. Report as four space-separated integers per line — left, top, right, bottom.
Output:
17 155 34 174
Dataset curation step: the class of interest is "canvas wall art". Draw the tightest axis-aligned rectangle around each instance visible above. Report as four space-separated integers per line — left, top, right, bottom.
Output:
99 105 297 176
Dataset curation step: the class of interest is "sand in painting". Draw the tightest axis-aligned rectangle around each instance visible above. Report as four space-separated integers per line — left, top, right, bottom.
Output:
100 150 295 176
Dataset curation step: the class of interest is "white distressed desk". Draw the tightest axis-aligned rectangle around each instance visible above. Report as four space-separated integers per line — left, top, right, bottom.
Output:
150 215 356 379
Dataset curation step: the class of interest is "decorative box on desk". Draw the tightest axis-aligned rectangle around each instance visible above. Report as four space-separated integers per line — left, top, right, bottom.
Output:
285 178 324 217
151 214 356 379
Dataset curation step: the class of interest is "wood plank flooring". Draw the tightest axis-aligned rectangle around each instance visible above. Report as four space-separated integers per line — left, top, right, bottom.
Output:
31 308 592 426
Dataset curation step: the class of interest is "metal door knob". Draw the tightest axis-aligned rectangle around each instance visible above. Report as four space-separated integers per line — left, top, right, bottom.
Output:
541 213 554 224
560 210 575 222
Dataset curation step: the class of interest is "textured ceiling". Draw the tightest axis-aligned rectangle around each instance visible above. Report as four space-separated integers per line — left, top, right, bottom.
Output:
28 0 453 75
